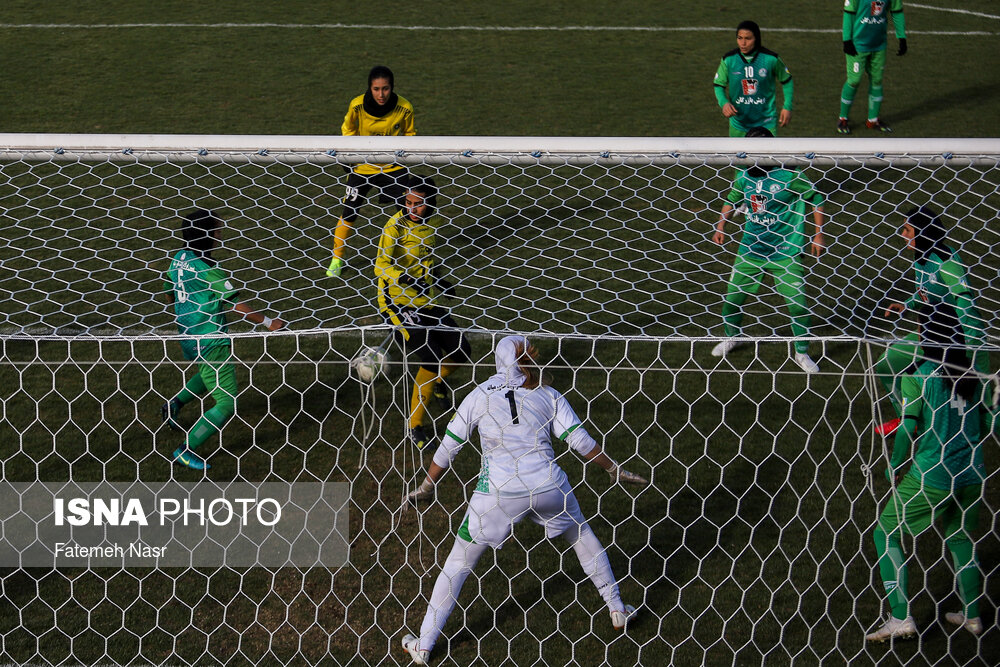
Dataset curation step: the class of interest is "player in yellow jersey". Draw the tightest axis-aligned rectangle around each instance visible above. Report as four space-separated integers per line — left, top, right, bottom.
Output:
326 65 416 278
375 176 470 449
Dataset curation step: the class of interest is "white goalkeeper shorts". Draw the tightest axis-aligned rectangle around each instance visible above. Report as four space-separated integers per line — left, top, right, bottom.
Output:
460 479 587 548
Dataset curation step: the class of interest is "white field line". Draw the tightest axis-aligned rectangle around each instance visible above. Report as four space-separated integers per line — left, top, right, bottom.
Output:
909 3 1000 20
0 23 993 36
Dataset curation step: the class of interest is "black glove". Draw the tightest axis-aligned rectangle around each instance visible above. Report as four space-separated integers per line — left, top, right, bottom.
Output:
843 40 857 56
897 38 907 56
398 274 415 287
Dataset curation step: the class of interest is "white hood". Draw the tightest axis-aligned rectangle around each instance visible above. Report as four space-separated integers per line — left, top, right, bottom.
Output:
491 335 528 388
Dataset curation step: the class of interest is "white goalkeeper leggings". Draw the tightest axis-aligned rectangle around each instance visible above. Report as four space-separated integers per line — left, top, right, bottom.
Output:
416 489 623 652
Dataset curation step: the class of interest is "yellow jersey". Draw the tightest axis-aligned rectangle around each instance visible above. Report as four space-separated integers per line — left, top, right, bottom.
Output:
342 93 416 175
375 209 442 311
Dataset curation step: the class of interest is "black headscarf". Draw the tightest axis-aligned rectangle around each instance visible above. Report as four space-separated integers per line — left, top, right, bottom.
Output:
181 209 221 261
906 206 950 262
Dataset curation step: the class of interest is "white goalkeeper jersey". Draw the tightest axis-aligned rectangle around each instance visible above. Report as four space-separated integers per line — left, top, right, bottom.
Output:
432 336 598 497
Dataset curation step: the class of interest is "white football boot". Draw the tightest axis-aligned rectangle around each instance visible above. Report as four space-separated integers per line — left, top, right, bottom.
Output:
611 604 638 630
865 616 917 642
945 612 983 636
793 352 820 374
401 633 429 665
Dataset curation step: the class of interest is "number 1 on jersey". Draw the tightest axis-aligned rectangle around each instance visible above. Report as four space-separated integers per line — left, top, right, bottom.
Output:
505 390 519 424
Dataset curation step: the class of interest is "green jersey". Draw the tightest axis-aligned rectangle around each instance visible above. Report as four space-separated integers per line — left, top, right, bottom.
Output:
897 361 984 489
713 47 793 133
726 168 823 261
843 0 905 54
165 250 239 360
906 248 986 347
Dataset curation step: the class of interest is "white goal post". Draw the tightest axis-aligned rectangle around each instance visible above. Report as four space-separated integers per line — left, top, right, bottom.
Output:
0 134 997 666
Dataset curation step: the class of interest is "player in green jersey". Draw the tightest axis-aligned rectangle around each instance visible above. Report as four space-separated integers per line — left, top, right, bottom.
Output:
711 127 825 373
867 303 986 641
713 20 793 137
838 0 906 134
162 209 285 470
874 206 988 436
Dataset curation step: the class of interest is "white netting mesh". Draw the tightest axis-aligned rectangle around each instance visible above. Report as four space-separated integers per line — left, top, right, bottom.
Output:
0 136 998 666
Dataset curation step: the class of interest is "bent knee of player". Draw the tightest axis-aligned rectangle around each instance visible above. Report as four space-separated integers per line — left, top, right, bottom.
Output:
211 392 236 420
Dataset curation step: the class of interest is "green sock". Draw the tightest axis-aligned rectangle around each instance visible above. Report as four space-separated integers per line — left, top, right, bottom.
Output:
868 85 883 120
840 83 858 118
949 539 981 619
874 527 909 620
185 404 232 451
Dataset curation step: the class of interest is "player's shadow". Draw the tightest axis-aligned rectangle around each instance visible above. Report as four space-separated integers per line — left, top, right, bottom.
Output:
890 82 1000 123
449 196 619 256
639 456 790 608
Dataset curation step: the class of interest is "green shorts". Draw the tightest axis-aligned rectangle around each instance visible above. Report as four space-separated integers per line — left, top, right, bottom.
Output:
877 473 981 540
845 49 886 87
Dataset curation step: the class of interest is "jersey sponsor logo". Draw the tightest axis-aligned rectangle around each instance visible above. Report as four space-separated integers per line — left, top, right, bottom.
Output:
750 194 768 214
860 15 887 25
741 79 758 96
734 96 766 105
870 1 885 16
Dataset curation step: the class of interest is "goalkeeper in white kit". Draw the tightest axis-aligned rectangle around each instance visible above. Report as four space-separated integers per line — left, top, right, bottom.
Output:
400 335 648 665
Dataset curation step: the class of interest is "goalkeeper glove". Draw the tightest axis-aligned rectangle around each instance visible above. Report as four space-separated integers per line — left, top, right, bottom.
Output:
405 478 435 505
896 38 907 56
843 40 857 56
608 464 649 486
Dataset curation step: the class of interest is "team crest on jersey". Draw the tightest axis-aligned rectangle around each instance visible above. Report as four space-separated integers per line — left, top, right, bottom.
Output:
741 79 758 95
769 184 780 193
871 1 885 15
750 194 768 213
759 67 767 77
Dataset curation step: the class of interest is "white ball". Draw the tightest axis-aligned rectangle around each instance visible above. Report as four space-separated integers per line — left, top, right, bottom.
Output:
352 347 386 383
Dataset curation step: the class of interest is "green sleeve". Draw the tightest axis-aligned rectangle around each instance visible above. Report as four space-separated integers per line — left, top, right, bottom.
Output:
780 77 793 111
713 60 730 108
891 0 905 39
788 172 823 205
842 7 854 41
726 173 744 205
205 267 239 303
890 374 923 468
940 259 986 345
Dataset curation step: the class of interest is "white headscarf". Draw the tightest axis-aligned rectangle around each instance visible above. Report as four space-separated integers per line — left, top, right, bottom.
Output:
491 335 529 388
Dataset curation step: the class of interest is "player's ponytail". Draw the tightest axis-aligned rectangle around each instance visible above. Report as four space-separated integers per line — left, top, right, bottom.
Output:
515 341 545 389
919 302 977 401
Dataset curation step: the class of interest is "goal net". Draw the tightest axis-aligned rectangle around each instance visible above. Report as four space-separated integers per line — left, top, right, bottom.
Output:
0 134 997 666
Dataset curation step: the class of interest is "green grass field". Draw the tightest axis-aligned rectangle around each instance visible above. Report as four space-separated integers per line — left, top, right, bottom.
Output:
1 2 1000 666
